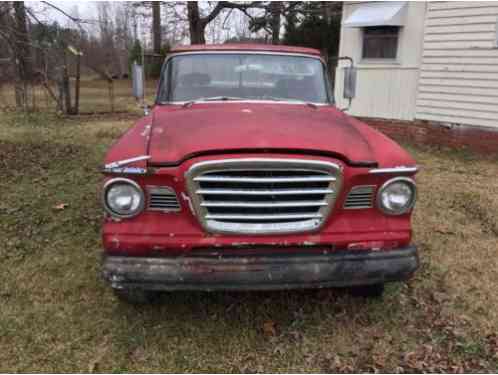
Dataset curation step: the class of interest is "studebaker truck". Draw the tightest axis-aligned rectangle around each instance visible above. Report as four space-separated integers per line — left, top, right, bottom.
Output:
101 44 419 304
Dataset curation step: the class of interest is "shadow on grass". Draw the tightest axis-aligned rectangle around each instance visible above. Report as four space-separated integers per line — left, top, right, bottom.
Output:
108 286 393 343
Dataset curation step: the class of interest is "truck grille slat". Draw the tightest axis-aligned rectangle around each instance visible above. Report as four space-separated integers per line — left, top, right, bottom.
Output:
196 188 334 195
186 158 342 234
194 176 336 183
201 200 328 208
205 213 323 220
344 185 375 209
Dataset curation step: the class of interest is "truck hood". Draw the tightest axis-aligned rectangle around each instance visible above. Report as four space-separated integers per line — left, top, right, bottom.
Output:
145 103 415 168
148 103 382 166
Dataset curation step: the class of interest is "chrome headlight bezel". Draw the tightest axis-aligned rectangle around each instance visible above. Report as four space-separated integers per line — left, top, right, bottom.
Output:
377 177 416 216
103 178 145 218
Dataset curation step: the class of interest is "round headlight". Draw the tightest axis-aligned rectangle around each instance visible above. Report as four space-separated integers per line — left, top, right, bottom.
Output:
103 178 145 218
377 177 416 215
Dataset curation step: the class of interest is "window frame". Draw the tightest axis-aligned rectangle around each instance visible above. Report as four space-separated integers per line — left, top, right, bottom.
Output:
155 51 334 105
361 26 400 62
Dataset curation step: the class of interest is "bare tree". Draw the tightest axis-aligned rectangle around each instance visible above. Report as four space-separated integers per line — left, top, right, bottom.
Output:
269 1 282 44
114 4 133 78
29 1 92 114
244 1 304 45
1 1 145 114
152 2 161 53
163 2 190 45
186 2 206 44
187 1 263 44
12 1 32 110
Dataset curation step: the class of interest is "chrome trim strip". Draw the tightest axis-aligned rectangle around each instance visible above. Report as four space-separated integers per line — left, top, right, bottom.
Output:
196 188 335 196
187 158 342 171
102 178 145 219
102 167 147 175
377 177 417 216
194 176 336 183
206 218 322 235
104 155 151 169
369 166 419 174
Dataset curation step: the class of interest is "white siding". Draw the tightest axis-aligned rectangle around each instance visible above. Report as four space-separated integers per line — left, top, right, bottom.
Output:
335 2 427 120
415 2 498 128
335 67 420 120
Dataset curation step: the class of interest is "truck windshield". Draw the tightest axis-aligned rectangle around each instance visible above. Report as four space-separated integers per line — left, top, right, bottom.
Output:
159 53 331 104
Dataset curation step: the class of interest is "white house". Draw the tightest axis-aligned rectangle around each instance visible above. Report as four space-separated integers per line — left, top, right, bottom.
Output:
335 1 498 130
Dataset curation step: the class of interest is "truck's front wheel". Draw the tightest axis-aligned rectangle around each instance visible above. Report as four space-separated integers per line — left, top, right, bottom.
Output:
113 288 161 304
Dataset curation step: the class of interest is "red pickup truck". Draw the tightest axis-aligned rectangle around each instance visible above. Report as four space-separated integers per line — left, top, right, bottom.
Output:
101 44 418 304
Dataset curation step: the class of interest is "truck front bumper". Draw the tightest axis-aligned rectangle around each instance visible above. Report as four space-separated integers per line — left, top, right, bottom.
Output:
102 245 418 291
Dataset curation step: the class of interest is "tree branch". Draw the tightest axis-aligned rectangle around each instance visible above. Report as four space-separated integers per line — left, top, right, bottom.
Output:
221 8 233 30
203 1 265 26
40 1 89 30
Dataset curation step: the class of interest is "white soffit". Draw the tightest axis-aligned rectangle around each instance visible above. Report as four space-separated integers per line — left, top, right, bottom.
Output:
343 2 407 28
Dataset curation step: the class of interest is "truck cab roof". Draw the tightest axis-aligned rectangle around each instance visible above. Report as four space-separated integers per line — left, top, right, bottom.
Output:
170 43 322 57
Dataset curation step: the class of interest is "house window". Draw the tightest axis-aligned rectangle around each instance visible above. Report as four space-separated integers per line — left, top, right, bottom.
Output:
362 26 399 59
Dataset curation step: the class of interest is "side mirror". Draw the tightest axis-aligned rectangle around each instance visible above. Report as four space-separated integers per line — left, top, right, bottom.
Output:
132 62 144 100
343 66 357 99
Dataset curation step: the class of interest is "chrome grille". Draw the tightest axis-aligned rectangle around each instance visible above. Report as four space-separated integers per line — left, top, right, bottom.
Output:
147 186 181 211
186 158 342 234
344 185 375 209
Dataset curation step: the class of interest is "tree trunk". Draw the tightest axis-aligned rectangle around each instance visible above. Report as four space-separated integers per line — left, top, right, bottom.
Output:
13 56 25 110
73 54 81 115
12 1 32 111
322 1 332 25
152 2 161 53
32 83 36 111
187 2 206 44
270 1 282 45
108 79 114 113
321 1 332 61
62 51 71 114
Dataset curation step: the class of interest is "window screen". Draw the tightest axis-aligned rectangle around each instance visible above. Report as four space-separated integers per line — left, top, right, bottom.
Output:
362 26 399 59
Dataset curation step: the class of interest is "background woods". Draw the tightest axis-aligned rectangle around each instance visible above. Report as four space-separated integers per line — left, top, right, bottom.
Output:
0 1 342 115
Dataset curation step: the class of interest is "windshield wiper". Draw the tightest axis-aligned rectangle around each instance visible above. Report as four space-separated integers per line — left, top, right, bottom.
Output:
182 96 245 108
262 96 318 109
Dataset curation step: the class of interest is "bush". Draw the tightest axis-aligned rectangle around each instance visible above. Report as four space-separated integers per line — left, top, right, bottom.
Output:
128 41 169 79
128 39 143 72
146 44 170 79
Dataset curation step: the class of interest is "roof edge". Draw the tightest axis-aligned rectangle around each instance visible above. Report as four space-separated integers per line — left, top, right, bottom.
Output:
170 43 322 56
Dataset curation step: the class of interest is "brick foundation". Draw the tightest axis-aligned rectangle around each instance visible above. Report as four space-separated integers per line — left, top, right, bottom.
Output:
361 118 498 155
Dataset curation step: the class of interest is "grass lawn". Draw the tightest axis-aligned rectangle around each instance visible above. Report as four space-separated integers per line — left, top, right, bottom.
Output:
1 111 498 372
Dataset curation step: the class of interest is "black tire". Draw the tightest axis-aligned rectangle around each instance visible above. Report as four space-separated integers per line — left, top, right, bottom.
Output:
113 288 161 305
349 283 385 298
